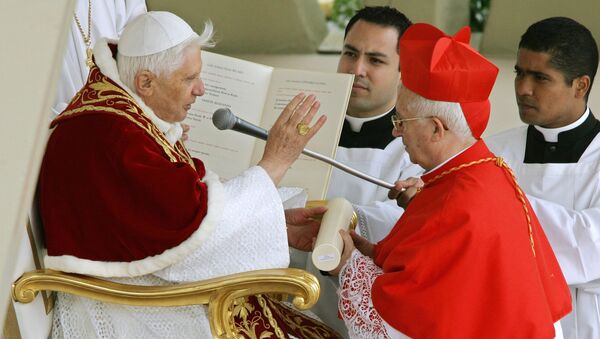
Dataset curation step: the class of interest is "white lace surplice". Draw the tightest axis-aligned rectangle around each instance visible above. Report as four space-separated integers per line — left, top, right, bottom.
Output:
339 250 409 339
51 166 289 338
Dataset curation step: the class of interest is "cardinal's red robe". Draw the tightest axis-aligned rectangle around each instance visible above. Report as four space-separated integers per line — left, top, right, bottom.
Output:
340 140 572 338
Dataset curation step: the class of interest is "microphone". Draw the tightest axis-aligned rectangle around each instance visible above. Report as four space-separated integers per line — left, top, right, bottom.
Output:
212 108 395 190
213 108 269 141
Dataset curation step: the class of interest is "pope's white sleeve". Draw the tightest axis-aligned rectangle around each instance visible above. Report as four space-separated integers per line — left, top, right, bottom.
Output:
526 193 600 286
339 250 408 338
153 166 289 282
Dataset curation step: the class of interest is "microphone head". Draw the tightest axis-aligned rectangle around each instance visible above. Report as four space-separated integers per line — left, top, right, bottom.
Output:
212 108 236 130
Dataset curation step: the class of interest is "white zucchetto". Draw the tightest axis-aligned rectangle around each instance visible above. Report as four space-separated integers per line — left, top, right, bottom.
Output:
118 11 197 57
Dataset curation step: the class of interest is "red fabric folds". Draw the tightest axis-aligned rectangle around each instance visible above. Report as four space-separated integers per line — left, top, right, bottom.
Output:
371 141 571 338
39 66 209 263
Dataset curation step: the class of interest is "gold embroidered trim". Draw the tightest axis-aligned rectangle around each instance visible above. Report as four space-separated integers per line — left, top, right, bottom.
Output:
232 295 284 339
257 295 286 339
58 66 195 169
423 156 536 256
265 296 342 338
230 294 341 339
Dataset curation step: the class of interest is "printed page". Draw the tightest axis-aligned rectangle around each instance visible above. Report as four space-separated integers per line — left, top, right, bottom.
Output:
251 69 353 199
184 51 273 179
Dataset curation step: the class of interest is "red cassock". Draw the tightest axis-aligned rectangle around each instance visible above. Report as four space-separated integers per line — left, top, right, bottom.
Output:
372 140 572 338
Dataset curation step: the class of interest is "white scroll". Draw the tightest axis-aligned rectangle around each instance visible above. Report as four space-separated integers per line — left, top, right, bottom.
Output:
311 198 355 271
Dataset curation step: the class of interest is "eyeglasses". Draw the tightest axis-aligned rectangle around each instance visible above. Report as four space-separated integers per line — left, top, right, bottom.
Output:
391 115 434 130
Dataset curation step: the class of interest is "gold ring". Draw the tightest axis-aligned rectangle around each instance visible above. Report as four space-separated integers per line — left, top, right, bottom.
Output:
297 123 310 136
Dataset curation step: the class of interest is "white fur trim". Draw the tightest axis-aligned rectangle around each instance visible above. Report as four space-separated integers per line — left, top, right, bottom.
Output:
44 170 224 277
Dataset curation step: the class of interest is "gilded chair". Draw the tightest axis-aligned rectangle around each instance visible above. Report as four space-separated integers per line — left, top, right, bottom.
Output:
11 200 357 338
12 267 319 338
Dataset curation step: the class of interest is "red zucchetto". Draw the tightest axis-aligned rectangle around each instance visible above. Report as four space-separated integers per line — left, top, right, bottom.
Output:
399 23 499 138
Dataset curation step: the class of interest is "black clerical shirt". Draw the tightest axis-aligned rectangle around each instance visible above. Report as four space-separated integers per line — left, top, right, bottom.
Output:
524 111 600 163
338 109 396 149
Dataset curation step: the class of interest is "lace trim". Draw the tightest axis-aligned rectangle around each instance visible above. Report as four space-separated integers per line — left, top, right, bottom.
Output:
339 250 390 339
353 205 370 240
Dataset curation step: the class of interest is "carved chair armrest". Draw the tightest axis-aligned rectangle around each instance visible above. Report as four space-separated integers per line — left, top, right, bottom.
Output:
12 267 319 338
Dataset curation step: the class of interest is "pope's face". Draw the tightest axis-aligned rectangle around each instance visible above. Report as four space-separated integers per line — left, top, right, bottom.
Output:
149 46 205 123
337 20 400 118
514 49 583 128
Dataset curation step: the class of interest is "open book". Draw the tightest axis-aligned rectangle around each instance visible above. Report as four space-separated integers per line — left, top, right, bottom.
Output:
184 51 353 200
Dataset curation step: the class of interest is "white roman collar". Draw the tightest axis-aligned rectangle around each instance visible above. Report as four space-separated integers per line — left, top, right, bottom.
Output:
425 145 470 175
534 107 590 142
345 107 394 132
93 39 182 145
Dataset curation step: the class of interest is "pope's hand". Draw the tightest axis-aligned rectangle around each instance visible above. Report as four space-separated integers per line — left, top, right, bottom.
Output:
388 176 424 209
286 206 328 252
258 93 327 184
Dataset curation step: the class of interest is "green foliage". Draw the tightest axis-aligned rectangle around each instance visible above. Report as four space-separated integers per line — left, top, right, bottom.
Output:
470 0 491 32
331 0 364 29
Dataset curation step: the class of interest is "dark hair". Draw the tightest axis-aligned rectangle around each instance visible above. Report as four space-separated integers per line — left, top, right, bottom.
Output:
344 6 412 51
519 17 599 100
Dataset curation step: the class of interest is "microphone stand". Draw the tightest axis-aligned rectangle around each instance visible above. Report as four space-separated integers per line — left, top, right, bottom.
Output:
213 108 395 189
300 148 394 189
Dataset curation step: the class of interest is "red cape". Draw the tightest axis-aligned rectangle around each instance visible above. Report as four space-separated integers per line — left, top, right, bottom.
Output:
39 65 210 275
372 141 571 338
